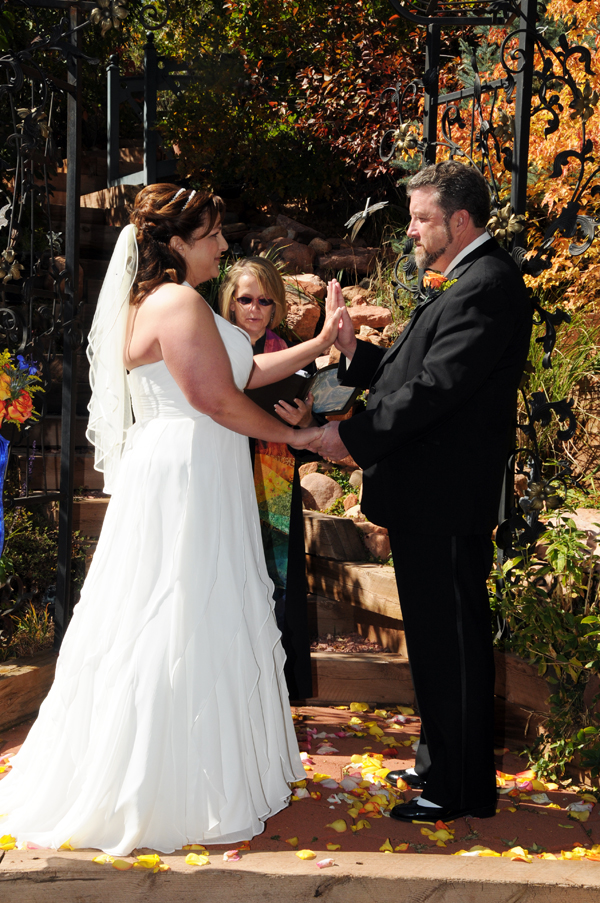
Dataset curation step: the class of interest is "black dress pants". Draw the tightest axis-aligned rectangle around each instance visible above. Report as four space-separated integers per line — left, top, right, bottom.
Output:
388 530 497 811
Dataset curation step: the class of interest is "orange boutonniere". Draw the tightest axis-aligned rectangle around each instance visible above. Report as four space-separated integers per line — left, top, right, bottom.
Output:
419 270 458 302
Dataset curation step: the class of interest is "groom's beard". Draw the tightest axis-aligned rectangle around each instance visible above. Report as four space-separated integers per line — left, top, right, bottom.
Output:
414 223 453 270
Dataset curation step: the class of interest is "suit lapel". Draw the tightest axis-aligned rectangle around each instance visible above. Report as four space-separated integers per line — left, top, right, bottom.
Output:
368 238 497 385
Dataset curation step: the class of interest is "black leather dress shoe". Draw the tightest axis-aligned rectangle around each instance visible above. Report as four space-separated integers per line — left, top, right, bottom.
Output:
383 769 425 790
390 798 496 823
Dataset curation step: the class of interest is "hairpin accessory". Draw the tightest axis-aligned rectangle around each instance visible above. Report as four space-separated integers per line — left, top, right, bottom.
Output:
173 188 186 201
182 190 196 210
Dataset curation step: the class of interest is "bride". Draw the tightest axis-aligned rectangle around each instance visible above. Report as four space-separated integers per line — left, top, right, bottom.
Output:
0 184 342 855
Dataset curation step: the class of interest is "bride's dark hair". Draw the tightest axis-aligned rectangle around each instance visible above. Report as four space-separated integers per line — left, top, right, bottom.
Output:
130 183 225 306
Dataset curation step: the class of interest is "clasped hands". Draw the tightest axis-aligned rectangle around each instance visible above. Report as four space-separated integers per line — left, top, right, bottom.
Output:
278 279 356 462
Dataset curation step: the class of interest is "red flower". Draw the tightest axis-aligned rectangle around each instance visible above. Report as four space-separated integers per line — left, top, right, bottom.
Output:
6 390 33 424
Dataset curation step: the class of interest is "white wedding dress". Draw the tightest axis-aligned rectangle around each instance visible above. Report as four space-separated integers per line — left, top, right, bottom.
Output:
0 310 304 855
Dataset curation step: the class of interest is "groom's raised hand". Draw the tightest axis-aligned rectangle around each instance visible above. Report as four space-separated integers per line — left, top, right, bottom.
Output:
326 279 357 361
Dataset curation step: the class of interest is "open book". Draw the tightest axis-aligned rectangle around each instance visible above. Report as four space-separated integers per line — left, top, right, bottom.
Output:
245 364 360 422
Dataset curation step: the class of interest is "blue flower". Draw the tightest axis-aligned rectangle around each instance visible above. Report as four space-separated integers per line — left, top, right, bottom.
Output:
16 355 38 375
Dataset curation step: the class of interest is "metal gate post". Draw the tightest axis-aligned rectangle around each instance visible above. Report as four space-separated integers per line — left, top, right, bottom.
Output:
54 4 81 649
107 54 121 186
423 24 441 165
510 0 537 229
143 33 158 185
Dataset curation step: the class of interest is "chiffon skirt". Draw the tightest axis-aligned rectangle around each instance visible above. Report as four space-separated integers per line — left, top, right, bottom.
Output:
0 411 304 854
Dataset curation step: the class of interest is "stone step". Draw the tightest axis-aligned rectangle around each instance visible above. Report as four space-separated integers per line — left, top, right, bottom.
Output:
307 651 413 706
306 554 401 622
0 651 57 732
4 846 600 901
304 509 366 561
73 498 110 537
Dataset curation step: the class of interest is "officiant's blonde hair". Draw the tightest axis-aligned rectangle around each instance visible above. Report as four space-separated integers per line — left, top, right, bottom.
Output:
219 257 287 330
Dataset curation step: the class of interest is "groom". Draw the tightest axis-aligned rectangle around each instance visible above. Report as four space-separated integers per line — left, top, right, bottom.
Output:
314 161 532 822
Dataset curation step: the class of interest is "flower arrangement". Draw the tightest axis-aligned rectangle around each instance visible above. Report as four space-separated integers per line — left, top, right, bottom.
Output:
0 351 42 428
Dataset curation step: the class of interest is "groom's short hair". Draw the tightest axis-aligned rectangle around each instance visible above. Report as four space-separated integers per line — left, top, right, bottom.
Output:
407 161 491 228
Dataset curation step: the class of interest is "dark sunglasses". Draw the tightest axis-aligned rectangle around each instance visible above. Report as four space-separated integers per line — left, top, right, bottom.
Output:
235 295 274 307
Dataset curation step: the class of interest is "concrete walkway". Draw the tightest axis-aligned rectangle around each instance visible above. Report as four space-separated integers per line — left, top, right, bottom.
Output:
2 706 600 901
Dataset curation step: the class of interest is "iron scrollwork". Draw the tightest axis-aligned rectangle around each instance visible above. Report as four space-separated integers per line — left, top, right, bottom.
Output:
381 0 600 553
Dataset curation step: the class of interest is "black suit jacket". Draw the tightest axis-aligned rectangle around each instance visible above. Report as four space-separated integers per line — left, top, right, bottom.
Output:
338 238 533 535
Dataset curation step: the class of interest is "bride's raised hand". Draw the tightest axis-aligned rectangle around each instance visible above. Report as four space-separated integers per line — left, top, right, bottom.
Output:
324 279 356 359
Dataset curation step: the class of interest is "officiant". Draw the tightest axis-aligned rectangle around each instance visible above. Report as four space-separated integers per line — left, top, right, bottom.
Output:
220 257 316 699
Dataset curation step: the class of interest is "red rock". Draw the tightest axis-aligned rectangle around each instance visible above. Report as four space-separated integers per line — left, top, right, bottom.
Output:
300 472 343 511
241 232 264 255
308 237 332 255
267 238 315 275
298 461 319 479
363 532 392 560
348 305 393 329
514 473 528 497
260 224 288 241
276 213 325 241
354 521 388 536
317 248 378 274
343 493 359 511
287 273 327 300
342 285 375 306
285 289 321 340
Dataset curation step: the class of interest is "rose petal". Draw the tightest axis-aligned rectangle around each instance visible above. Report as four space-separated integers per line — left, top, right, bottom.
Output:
316 858 335 868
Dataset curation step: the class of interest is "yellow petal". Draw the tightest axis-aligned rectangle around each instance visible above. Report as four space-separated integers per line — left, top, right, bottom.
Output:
531 780 547 791
92 854 114 864
502 846 532 863
569 810 590 822
326 819 347 833
350 703 369 713
59 840 74 851
182 844 207 850
286 837 299 847
374 710 388 718
112 859 134 870
134 854 162 869
539 852 558 860
291 780 307 789
0 834 16 851
395 843 409 851
326 843 341 851
185 853 210 866
355 819 371 830
347 807 360 819
296 849 316 860
436 840 447 847
379 838 393 852
397 706 414 715
312 773 332 783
